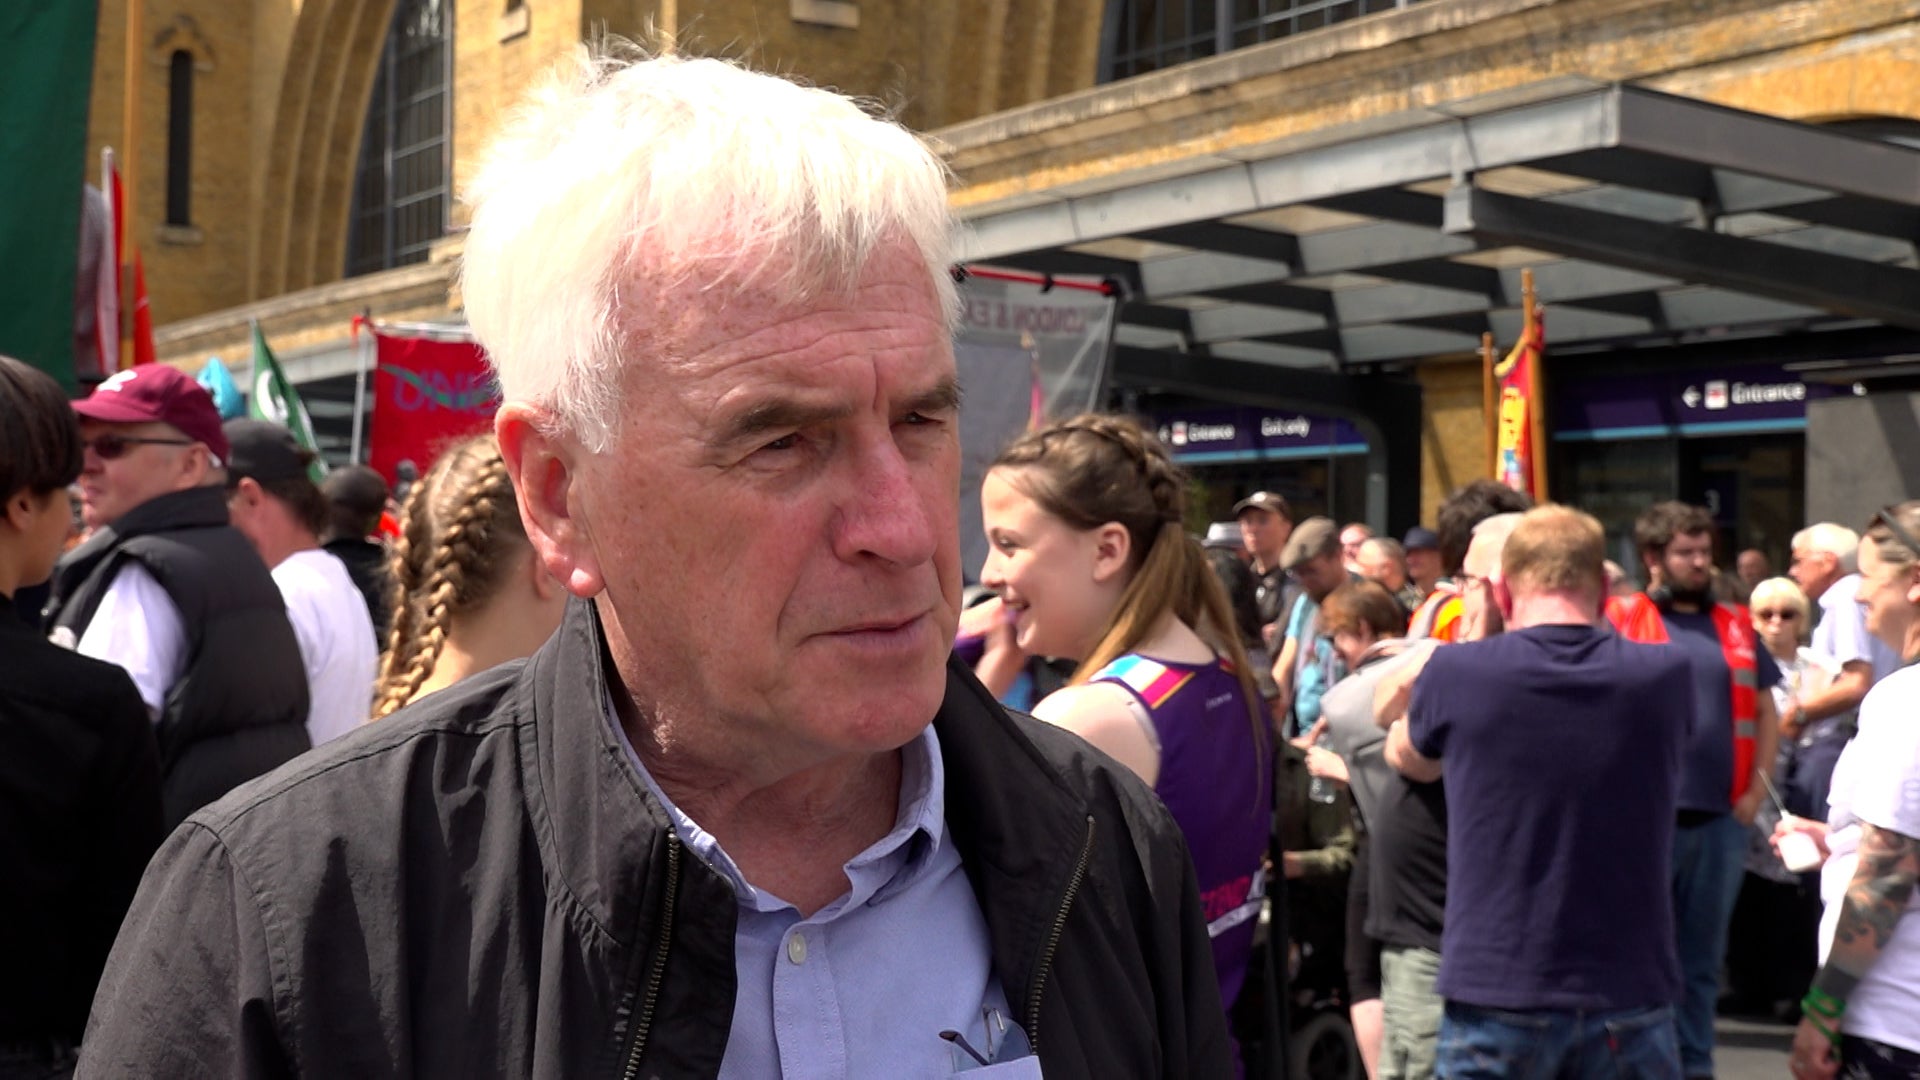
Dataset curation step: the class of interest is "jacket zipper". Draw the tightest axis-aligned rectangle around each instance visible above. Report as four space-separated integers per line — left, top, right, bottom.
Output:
621 836 681 1080
1025 815 1095 1056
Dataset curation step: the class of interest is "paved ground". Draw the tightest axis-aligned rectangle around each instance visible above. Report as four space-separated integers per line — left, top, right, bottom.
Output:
1716 1014 1793 1079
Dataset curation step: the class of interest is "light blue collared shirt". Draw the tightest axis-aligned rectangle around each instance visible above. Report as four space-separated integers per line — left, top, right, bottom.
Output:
610 712 1028 1077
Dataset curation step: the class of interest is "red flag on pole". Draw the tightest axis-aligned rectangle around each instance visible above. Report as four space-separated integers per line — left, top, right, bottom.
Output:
367 328 498 483
1491 270 1547 500
129 250 155 366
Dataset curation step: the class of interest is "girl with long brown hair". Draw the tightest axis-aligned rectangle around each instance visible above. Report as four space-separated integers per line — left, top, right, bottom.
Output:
978 412 1273 1057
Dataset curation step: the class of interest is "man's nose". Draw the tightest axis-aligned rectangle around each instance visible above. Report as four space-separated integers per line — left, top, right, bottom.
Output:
832 436 939 568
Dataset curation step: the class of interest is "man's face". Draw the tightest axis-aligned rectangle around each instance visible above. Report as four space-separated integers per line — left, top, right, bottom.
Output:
76 420 206 529
1294 551 1347 603
1854 541 1918 653
1455 530 1505 640
1355 542 1406 592
1789 545 1840 600
225 479 274 561
1655 531 1715 595
1736 549 1769 587
1340 525 1371 568
1406 547 1442 587
570 241 962 764
1238 508 1290 564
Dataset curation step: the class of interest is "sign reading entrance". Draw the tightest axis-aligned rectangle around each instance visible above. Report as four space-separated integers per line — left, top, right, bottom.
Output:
1149 406 1367 462
1557 363 1830 439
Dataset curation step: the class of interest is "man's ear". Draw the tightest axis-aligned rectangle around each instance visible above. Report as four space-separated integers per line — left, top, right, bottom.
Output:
496 403 604 598
1491 572 1514 621
228 477 264 515
526 543 561 601
1089 521 1134 585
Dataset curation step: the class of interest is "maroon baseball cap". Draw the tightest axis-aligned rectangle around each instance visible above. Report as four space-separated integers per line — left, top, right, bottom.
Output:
73 366 230 463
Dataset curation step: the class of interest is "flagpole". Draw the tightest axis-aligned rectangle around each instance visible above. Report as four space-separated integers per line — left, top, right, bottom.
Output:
120 0 143 371
1481 331 1497 481
351 308 372 464
1522 268 1549 501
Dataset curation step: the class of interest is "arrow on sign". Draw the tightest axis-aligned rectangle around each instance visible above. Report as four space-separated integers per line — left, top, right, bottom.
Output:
1682 386 1702 408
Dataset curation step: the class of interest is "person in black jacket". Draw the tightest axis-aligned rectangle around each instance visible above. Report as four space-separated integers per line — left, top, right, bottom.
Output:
0 355 164 1078
42 363 309 829
81 48 1230 1079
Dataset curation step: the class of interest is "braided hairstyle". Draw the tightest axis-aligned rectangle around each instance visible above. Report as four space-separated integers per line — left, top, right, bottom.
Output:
372 435 529 719
988 414 1263 727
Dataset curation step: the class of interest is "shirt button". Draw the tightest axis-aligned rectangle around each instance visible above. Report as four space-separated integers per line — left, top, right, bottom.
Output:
787 933 807 965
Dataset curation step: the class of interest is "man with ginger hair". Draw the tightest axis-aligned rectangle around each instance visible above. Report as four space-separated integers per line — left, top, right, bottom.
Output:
1385 506 1696 1075
82 47 1228 1077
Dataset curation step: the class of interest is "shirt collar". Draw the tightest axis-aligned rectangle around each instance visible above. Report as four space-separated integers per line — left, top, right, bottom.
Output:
604 697 948 916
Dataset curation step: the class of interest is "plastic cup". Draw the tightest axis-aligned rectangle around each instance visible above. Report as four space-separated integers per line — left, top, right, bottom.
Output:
1778 818 1823 873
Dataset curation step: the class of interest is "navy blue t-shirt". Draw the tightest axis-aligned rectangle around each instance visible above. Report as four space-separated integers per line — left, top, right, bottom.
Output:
1658 610 1781 814
1408 624 1695 1011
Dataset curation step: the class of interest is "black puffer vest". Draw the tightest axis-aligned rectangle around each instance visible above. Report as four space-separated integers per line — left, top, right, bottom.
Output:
47 486 311 828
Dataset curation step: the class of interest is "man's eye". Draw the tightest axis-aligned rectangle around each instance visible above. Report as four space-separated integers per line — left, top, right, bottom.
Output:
760 434 799 453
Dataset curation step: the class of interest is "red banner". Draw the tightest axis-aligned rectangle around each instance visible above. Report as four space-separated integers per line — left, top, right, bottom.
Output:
1492 303 1546 500
367 329 498 484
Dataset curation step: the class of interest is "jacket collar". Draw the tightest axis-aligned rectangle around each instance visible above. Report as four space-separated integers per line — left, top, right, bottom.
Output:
523 597 1092 968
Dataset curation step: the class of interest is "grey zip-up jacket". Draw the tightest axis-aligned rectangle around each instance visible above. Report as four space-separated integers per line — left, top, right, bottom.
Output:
79 599 1231 1078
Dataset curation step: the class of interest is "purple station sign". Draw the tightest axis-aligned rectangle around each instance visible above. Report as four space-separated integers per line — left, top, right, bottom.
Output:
1149 406 1368 463
1553 363 1836 439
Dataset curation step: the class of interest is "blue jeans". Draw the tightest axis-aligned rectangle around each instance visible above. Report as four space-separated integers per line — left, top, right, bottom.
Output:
1671 813 1746 1076
1436 1001 1680 1079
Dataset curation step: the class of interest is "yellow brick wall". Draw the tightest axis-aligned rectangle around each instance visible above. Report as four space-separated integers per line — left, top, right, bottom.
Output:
88 0 257 331
129 0 1920 382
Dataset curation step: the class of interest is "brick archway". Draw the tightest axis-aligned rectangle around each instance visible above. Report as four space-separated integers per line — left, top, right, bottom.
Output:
249 0 397 300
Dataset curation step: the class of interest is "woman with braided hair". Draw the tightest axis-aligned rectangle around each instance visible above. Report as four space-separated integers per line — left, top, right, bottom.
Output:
372 435 568 719
979 412 1274 1058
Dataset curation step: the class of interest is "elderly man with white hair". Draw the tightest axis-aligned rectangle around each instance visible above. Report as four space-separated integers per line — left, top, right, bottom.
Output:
1787 522 1901 741
79 49 1230 1077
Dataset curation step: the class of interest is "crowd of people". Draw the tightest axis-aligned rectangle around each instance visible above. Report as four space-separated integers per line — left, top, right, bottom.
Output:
1 44 1917 1080
960 462 1920 1079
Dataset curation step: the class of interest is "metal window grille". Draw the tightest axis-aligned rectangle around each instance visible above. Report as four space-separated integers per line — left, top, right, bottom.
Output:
1101 0 1416 82
346 0 452 277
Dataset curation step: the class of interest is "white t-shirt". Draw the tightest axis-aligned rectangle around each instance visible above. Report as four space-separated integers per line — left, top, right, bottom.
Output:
1813 573 1902 686
273 548 379 747
1819 663 1920 1053
72 562 189 718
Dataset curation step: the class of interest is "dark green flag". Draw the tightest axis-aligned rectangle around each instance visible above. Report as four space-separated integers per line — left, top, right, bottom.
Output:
0 3 99 390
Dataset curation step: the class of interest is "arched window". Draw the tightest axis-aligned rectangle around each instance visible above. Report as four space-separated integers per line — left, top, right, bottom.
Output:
1100 0 1411 82
346 0 452 277
166 50 193 225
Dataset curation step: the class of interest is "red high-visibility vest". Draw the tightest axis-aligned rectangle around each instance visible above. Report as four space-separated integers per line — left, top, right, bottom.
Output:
1605 592 1761 804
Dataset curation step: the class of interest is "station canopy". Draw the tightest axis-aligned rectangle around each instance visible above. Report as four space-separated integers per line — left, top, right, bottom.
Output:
956 80 1920 371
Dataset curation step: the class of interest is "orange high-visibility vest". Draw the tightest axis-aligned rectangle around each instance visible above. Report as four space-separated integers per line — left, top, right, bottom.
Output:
1605 592 1761 804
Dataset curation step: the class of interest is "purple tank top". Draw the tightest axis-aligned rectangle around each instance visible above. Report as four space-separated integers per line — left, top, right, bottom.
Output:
1094 653 1273 1014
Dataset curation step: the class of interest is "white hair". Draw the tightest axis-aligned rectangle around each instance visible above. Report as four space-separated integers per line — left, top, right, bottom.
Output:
460 44 958 452
1467 512 1524 577
1791 523 1859 573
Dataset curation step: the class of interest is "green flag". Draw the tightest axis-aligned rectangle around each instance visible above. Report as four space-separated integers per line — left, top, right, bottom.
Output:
249 321 327 481
0 3 99 389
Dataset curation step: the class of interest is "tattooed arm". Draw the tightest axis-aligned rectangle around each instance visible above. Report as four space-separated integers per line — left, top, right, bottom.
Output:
1792 822 1920 1077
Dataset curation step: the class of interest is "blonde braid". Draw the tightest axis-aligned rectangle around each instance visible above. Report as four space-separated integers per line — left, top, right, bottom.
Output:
370 441 519 719
373 474 436 717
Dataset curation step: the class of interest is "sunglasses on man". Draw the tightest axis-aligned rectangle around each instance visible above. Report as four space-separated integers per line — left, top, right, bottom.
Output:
81 434 196 460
